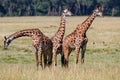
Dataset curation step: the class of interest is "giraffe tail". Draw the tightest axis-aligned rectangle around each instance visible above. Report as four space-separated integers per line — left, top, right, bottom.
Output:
61 53 65 67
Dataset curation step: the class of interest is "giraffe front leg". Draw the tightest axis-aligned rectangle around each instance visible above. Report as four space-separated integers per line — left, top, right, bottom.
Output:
74 45 80 69
34 47 39 70
39 48 43 69
81 38 88 64
53 49 57 66
75 45 80 64
40 52 43 69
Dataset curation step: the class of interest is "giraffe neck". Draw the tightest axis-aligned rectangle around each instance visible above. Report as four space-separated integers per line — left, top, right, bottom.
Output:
79 11 96 33
6 28 42 43
52 13 66 42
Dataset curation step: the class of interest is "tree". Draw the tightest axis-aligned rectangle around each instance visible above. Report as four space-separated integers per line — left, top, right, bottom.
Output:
108 0 120 16
0 0 120 16
0 1 6 16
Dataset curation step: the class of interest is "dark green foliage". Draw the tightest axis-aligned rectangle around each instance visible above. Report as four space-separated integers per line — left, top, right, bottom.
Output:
0 0 120 16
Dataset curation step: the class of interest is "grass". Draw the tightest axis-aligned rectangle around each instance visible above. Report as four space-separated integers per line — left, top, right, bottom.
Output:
0 16 120 80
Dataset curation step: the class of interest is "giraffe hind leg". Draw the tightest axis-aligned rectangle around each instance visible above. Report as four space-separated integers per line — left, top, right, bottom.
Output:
61 53 64 67
47 49 53 67
43 53 47 68
62 46 70 68
81 38 88 64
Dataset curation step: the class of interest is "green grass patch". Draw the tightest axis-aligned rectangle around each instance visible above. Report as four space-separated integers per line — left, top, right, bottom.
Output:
0 16 120 80
87 48 120 54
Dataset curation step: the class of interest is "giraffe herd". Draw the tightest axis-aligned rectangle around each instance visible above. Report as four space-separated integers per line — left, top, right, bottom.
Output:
4 6 103 69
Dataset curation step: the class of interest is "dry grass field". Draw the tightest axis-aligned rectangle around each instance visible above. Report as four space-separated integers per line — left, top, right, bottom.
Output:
0 16 120 80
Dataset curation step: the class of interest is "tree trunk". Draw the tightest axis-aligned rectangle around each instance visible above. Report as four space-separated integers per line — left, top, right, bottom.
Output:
112 8 115 16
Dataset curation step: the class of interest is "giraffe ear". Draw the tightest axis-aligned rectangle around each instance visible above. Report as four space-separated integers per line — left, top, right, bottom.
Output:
4 36 7 40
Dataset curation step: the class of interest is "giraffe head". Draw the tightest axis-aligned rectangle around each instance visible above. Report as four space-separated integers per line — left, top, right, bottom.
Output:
4 36 12 49
94 6 103 16
63 8 72 16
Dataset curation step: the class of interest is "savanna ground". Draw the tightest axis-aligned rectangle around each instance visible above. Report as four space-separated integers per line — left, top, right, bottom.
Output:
0 16 120 80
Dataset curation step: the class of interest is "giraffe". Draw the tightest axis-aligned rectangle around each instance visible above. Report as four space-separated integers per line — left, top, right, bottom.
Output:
51 8 72 66
62 6 103 67
4 28 53 69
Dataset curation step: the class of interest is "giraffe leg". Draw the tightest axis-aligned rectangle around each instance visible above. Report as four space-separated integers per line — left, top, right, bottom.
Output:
81 38 88 64
53 49 57 66
63 46 69 68
61 52 65 67
47 49 53 67
35 47 39 70
43 53 47 68
40 53 43 69
39 48 43 69
75 45 80 64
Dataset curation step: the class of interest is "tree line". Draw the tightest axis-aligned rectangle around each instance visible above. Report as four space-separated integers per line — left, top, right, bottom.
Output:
0 0 120 16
